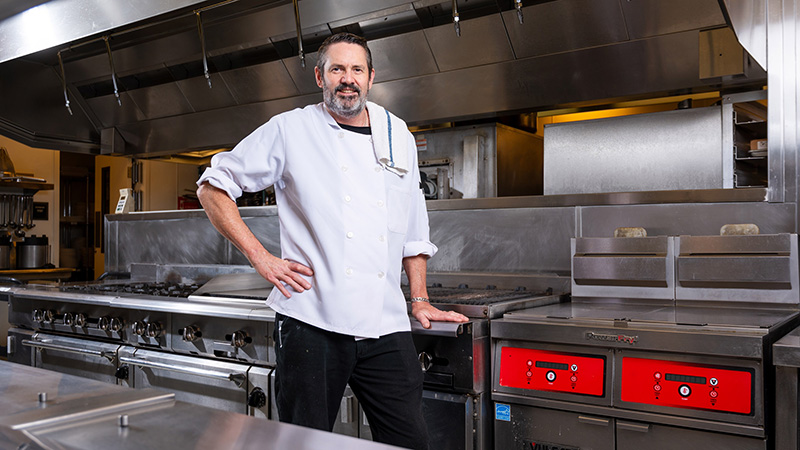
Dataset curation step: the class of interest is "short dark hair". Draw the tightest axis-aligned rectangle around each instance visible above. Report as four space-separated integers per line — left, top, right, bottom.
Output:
316 33 373 74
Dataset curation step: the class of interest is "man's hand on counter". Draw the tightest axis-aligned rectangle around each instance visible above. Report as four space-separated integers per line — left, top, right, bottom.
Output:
411 302 469 329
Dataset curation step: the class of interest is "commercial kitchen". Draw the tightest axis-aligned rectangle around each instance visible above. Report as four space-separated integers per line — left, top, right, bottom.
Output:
0 0 799 449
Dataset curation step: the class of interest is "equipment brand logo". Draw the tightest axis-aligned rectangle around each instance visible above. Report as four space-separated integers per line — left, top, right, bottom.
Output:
585 331 638 345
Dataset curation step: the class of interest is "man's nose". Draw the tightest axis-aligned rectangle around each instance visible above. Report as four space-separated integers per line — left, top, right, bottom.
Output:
341 69 355 83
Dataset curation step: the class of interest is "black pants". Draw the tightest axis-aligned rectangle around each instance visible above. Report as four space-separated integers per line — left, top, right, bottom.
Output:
273 313 429 450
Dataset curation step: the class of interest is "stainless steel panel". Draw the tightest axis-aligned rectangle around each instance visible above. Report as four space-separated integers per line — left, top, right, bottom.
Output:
724 0 767 70
574 236 669 254
699 27 746 79
282 53 321 95
675 234 800 304
126 82 194 120
369 31 438 82
426 207 575 274
176 72 237 113
773 366 798 450
619 0 725 39
25 397 401 450
6 327 33 366
87 92 146 128
220 61 300 105
246 365 272 420
544 107 725 195
502 0 628 59
0 0 210 64
616 420 765 450
27 333 121 384
493 403 614 450
423 15 514 72
169 313 272 365
579 202 795 238
124 348 252 414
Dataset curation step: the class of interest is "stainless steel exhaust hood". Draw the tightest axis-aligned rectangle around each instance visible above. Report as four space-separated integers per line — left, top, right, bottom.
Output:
0 0 766 156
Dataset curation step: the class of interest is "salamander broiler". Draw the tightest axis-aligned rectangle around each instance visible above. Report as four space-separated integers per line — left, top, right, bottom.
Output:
492 232 800 450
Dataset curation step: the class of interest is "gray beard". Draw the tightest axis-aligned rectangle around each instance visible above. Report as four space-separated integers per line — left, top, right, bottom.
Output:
323 83 368 119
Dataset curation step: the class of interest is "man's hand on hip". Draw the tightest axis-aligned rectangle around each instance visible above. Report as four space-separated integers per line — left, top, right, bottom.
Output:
411 302 469 329
252 251 313 298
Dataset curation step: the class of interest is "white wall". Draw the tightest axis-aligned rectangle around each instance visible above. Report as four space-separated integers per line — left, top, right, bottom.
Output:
0 136 60 267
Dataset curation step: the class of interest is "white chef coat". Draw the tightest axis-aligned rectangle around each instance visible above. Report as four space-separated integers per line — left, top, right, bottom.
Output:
198 103 437 338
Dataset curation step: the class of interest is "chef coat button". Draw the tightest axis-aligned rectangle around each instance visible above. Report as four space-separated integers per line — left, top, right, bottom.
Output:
377 200 385 207
374 166 382 173
344 195 351 202
346 268 353 276
346 232 354 239
341 166 348 172
378 235 385 242
377 272 385 279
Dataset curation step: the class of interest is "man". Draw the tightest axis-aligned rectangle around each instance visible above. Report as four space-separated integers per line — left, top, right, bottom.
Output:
196 33 468 450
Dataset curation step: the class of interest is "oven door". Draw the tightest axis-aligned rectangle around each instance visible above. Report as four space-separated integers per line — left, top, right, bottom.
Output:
22 332 121 384
6 327 33 366
120 348 253 414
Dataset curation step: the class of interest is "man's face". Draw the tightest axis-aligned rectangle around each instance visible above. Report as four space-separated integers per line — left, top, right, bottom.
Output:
315 42 375 119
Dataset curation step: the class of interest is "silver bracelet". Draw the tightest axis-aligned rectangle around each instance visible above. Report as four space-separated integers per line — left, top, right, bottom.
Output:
410 297 430 303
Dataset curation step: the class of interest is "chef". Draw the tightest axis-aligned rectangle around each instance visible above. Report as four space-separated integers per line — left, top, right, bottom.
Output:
196 32 468 450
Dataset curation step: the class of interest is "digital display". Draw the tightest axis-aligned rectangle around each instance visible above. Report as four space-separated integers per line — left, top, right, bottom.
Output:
665 373 706 385
535 361 569 371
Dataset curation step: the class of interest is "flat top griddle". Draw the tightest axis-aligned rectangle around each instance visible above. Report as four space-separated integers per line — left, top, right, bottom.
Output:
405 286 563 319
504 301 799 331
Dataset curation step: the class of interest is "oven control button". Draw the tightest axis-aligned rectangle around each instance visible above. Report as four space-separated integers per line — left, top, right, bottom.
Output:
571 364 578 372
98 316 111 331
546 371 556 382
526 371 532 377
679 385 692 397
227 330 252 348
180 325 202 342
62 312 74 326
145 321 162 338
42 310 56 324
248 387 268 408
653 384 662 392
709 389 718 398
527 360 533 367
654 372 662 380
74 313 87 328
32 309 44 323
110 317 124 332
570 375 577 382
132 321 146 336
115 365 129 380
710 377 718 386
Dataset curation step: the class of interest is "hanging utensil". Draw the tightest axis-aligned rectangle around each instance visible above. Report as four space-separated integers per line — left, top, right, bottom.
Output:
14 196 24 237
195 11 213 88
57 50 73 115
292 0 305 68
515 0 524 24
103 36 122 106
452 0 461 37
25 195 34 230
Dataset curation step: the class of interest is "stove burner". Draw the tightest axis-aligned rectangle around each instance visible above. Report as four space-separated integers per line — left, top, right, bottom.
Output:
63 281 202 298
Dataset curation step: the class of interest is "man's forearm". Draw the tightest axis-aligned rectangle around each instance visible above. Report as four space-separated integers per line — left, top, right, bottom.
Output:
403 254 429 299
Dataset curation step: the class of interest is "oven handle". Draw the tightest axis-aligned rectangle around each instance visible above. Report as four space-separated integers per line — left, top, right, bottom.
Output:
577 415 610 427
617 421 651 433
410 321 464 337
22 339 116 362
118 356 247 387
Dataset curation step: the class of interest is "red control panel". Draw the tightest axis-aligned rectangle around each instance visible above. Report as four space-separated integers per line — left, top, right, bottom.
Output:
620 357 753 415
498 347 606 397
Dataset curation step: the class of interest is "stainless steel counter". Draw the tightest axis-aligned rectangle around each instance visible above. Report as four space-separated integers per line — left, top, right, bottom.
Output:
0 360 402 449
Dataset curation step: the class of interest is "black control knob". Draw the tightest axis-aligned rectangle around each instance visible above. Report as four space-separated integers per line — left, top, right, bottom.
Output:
418 352 433 373
98 316 111 331
62 312 74 326
132 321 146 336
74 313 87 328
248 387 267 408
145 321 162 338
32 309 44 323
115 365 129 380
110 317 124 332
227 331 252 348
180 325 202 342
42 309 56 324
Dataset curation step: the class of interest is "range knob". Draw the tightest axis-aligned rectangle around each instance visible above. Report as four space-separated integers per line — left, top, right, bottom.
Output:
132 321 146 336
32 309 44 322
418 352 434 373
180 325 202 342
98 316 111 331
62 312 74 326
74 313 87 328
226 330 252 348
115 365 129 380
248 387 267 408
42 309 56 323
145 321 162 338
110 317 124 332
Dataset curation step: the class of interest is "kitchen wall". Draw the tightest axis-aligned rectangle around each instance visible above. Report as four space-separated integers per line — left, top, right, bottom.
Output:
0 135 59 267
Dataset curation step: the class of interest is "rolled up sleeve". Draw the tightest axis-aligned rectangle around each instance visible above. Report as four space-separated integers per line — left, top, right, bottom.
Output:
197 116 287 201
